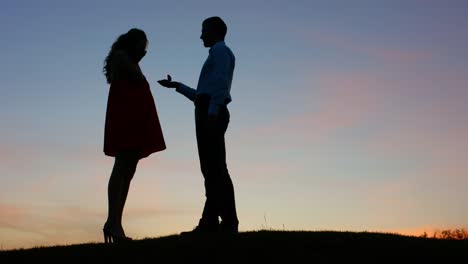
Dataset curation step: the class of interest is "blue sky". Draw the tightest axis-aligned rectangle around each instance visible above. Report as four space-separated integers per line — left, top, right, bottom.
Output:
1 0 468 249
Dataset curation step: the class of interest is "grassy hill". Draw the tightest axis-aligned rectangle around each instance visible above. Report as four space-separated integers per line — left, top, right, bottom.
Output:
1 230 467 262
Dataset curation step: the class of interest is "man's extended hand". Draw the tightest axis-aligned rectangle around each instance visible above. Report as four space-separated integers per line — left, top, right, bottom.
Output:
157 75 180 89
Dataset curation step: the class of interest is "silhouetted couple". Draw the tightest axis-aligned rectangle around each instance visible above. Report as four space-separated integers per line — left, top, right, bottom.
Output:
102 17 238 243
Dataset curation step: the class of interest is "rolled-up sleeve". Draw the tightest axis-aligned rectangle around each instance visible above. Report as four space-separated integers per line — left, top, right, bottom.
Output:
176 83 197 102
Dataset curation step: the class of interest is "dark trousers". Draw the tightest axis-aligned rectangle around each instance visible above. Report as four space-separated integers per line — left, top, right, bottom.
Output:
195 96 238 227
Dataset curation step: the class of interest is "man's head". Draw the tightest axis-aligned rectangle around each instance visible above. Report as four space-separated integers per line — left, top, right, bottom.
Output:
200 16 227 47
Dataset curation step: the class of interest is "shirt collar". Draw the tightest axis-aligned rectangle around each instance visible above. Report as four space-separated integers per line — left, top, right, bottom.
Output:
209 41 225 52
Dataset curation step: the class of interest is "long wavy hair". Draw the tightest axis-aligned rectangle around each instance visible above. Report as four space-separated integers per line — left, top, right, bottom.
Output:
103 28 147 84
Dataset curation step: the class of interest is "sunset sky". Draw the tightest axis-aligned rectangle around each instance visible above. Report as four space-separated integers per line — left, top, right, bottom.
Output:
1 0 468 250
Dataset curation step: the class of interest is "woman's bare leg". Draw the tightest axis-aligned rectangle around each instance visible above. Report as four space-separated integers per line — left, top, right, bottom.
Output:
105 152 139 237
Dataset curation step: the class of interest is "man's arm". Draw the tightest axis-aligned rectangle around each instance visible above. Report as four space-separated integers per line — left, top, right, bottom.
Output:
176 83 197 102
207 46 232 117
157 75 197 102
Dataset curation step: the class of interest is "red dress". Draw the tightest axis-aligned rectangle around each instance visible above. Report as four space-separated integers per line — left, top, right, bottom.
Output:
104 78 166 159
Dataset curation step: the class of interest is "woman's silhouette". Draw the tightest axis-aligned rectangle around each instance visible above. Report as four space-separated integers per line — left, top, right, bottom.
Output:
102 28 166 243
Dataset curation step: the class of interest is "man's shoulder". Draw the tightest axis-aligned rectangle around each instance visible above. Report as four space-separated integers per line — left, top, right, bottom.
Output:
211 42 235 59
211 41 231 51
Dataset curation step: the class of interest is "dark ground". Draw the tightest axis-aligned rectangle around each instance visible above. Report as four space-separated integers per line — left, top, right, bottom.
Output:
1 230 467 263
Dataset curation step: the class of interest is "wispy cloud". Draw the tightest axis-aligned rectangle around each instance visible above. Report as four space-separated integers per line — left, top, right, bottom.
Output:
242 71 385 146
310 31 433 64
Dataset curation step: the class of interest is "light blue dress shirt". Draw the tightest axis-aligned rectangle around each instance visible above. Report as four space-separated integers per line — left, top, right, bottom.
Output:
176 41 235 116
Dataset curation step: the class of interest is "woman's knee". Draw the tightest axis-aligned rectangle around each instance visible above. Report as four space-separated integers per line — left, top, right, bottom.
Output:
115 151 139 174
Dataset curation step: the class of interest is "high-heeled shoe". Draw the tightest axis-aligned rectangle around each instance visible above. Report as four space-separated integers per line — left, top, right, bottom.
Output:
103 227 133 243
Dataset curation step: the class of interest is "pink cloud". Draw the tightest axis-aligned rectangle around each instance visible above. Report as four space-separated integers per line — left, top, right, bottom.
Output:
243 71 385 145
359 131 468 198
0 142 28 167
0 202 27 226
364 99 468 174
300 72 381 127
311 32 432 64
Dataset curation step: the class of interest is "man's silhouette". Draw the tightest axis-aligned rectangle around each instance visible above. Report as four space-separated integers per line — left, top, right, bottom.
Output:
158 16 238 234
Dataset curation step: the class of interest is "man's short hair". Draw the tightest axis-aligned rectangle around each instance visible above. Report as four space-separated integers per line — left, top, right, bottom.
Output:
203 16 227 38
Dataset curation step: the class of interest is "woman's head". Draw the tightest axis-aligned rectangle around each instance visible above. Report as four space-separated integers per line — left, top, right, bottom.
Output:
103 28 148 83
